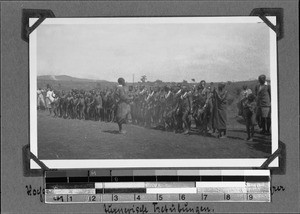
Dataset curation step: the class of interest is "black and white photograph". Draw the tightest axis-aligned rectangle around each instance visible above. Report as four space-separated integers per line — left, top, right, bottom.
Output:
29 17 278 168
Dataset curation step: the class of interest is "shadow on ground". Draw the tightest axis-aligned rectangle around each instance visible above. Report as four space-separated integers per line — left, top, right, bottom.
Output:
246 140 271 155
102 130 120 134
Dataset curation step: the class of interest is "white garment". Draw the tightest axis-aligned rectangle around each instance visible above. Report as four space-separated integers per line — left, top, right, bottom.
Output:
46 90 55 102
241 88 252 98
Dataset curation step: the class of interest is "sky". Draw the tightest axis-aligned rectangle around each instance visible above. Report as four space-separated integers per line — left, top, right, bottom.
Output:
36 20 272 83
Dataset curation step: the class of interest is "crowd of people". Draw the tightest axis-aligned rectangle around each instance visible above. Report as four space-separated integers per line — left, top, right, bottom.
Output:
37 74 271 141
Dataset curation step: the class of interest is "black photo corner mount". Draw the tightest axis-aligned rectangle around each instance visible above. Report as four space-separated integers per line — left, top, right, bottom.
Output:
22 9 56 176
268 141 286 175
250 8 284 40
251 140 286 175
250 8 285 175
23 144 56 177
21 9 55 43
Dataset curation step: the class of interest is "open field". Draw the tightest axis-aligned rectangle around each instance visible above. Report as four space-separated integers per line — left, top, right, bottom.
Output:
37 111 271 159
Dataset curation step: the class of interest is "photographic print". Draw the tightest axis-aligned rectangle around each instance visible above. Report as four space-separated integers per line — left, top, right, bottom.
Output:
29 17 278 168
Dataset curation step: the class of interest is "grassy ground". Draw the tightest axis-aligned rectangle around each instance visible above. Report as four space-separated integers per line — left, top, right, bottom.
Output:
37 110 271 159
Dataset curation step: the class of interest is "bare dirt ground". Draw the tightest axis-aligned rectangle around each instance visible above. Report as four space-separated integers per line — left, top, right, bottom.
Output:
37 111 271 159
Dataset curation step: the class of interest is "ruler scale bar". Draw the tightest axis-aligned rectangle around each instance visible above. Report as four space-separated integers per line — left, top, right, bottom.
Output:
45 170 271 203
46 176 269 183
45 193 270 203
46 170 270 177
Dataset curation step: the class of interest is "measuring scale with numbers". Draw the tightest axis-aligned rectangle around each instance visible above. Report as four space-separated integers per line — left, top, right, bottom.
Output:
45 170 271 203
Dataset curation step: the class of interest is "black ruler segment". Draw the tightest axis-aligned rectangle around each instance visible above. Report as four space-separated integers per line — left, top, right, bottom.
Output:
69 177 89 183
222 176 245 181
112 176 134 182
103 188 147 194
157 176 178 182
201 176 222 181
46 183 95 189
134 176 156 182
89 177 111 182
178 176 201 182
245 176 269 182
95 189 104 194
45 177 68 183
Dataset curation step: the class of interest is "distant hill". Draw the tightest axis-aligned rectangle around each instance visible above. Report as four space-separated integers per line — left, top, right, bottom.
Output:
37 75 108 82
37 75 116 92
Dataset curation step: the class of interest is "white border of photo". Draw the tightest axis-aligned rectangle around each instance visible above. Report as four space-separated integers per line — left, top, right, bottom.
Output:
29 17 278 169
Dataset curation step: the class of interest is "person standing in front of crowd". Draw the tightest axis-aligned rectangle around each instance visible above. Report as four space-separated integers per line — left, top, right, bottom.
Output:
255 75 271 135
115 77 131 134
45 86 55 116
212 83 228 138
242 93 257 141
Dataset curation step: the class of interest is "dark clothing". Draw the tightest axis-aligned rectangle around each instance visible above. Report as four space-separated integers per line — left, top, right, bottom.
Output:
243 100 257 139
255 83 271 132
243 100 257 126
255 84 271 107
115 86 131 125
206 97 213 130
180 92 193 131
180 92 193 110
212 90 228 130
